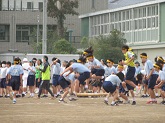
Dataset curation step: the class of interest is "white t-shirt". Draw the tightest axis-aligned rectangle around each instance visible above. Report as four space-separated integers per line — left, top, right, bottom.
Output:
0 67 7 78
159 70 165 81
105 74 121 86
63 71 75 82
71 63 90 74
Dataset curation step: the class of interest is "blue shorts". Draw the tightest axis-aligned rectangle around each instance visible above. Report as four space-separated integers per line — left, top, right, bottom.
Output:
161 84 165 91
58 76 70 89
126 66 135 81
0 78 6 88
126 77 136 90
91 68 105 76
103 81 117 94
52 74 60 86
11 76 20 91
6 79 11 86
143 79 148 85
119 83 125 93
27 75 35 86
148 74 158 89
78 72 90 85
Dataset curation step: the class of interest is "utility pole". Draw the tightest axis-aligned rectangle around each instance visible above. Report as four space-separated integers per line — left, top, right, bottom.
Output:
37 14 39 54
42 0 47 54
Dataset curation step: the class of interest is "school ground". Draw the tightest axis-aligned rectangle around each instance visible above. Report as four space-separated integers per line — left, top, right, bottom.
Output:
0 95 165 123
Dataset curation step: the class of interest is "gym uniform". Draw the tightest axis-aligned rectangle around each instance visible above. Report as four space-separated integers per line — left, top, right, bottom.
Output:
124 51 135 81
90 58 105 76
70 63 90 85
144 60 158 89
0 67 7 89
103 74 122 94
7 65 23 91
52 62 61 87
59 71 75 89
27 66 36 86
104 66 117 77
159 70 165 91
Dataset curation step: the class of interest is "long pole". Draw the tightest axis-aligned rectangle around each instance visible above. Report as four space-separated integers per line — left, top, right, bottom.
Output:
37 14 39 54
42 0 47 54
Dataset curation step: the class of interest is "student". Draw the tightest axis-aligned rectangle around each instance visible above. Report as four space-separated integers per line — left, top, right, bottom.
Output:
140 53 158 104
121 45 139 93
7 58 23 104
154 62 165 104
27 61 36 98
60 59 91 94
135 61 142 94
6 61 12 98
51 57 61 97
117 64 130 104
58 66 76 102
0 61 7 97
35 59 42 93
22 58 30 97
36 55 54 99
104 59 117 77
154 56 165 97
103 72 124 106
86 54 105 80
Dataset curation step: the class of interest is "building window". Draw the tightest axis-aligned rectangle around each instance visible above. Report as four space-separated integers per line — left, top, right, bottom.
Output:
16 25 30 42
0 25 9 42
27 2 33 10
39 2 43 11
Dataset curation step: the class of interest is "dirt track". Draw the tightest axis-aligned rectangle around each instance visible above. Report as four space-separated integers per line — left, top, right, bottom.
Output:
0 95 165 123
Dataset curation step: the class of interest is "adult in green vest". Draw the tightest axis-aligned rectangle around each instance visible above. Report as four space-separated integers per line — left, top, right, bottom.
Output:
36 55 54 99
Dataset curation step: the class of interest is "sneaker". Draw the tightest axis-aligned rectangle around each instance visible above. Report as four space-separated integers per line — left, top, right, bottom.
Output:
160 101 165 104
13 100 16 104
156 95 159 98
0 95 3 98
132 101 136 105
111 102 119 106
59 99 67 103
104 100 109 105
56 94 61 98
68 97 77 101
124 100 130 104
115 100 123 104
22 93 26 97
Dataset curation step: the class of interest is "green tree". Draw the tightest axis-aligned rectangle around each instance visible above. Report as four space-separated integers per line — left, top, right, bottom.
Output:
53 39 76 54
29 28 60 54
80 37 89 49
47 0 79 38
90 29 127 63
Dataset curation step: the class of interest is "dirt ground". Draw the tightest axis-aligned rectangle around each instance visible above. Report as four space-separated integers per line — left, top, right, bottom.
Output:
0 95 165 123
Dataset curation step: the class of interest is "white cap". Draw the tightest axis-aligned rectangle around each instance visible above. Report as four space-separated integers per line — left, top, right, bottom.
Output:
23 58 28 62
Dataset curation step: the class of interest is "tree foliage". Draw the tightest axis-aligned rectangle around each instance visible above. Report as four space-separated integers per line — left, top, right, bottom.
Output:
53 39 77 54
29 28 76 54
89 29 127 63
47 0 79 38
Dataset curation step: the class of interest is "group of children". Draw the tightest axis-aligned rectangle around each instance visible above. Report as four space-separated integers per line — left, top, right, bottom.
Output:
0 45 165 106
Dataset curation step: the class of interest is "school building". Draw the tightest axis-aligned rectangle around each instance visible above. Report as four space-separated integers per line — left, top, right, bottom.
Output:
0 0 108 53
80 0 165 61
